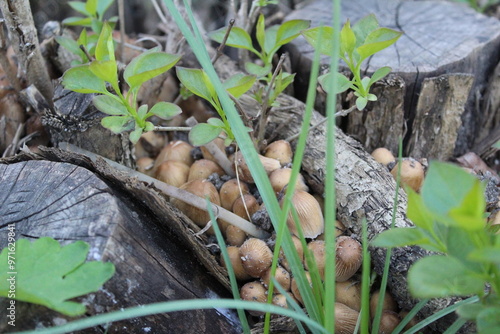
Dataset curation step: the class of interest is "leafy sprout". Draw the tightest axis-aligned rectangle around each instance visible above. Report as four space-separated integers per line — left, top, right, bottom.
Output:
62 23 182 143
303 14 402 110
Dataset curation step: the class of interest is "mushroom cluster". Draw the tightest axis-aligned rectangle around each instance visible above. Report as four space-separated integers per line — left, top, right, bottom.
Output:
136 134 402 329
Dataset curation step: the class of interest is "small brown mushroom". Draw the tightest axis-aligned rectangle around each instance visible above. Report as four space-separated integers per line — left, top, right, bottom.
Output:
155 160 190 188
335 236 362 282
280 190 324 238
240 238 273 278
304 240 326 279
260 266 291 291
232 194 259 220
263 140 293 165
379 310 401 334
290 271 312 306
154 140 194 172
371 147 395 166
225 225 247 246
335 280 362 311
188 159 225 181
391 158 425 192
240 281 268 316
220 246 251 281
279 235 304 272
370 290 398 319
232 151 281 183
334 302 360 334
269 168 309 195
219 179 250 211
136 157 155 177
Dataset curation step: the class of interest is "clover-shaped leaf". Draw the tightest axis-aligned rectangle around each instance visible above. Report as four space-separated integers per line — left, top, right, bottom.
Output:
0 237 114 316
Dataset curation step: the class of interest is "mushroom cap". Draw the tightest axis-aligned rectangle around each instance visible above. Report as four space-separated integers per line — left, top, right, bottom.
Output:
232 151 280 183
304 240 326 279
371 147 395 166
239 238 273 278
155 160 190 188
264 140 293 165
335 236 362 282
281 190 324 238
334 302 359 334
260 266 291 291
220 246 251 281
219 178 249 211
188 159 225 181
269 168 309 194
391 158 425 192
240 281 268 316
335 280 362 311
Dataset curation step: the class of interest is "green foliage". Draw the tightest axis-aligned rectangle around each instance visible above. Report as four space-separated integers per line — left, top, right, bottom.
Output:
176 67 255 146
57 0 117 65
0 237 114 316
452 0 500 12
303 14 402 110
372 161 500 331
62 23 181 143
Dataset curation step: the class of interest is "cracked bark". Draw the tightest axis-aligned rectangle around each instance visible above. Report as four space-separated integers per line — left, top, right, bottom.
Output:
285 0 500 159
0 0 53 103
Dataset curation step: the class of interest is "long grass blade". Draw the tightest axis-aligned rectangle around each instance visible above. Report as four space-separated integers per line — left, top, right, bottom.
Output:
360 217 371 334
206 198 250 333
323 0 342 331
392 298 429 334
272 277 311 334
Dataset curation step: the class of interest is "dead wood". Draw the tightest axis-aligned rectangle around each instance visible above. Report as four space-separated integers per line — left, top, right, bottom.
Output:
285 0 500 159
0 149 239 333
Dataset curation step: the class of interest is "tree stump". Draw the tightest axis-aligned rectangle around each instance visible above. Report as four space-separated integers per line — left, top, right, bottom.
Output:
285 0 500 158
0 151 238 333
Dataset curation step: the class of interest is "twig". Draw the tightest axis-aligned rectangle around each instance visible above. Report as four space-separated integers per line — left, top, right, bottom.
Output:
117 0 126 63
0 20 21 92
153 126 191 131
285 105 357 142
2 122 24 158
79 44 93 62
256 53 287 144
211 19 235 65
59 142 268 239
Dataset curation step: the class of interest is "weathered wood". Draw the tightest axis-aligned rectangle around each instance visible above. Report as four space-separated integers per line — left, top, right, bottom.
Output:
0 152 238 333
20 85 135 168
285 0 500 159
239 92 475 333
407 73 474 160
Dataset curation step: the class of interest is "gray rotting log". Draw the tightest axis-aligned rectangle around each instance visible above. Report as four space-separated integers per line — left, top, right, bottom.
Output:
0 150 238 333
239 92 475 333
0 0 53 103
20 84 135 168
285 0 500 159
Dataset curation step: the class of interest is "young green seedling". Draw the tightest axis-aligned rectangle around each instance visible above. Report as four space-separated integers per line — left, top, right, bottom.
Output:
62 23 182 143
303 14 402 110
372 161 500 332
176 67 256 146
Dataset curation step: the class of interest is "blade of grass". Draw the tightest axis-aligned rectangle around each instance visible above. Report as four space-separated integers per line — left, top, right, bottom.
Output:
272 277 310 334
392 298 429 334
323 0 342 331
371 136 403 334
403 296 479 334
18 299 332 334
264 19 326 334
360 217 371 334
206 197 250 333
442 317 468 334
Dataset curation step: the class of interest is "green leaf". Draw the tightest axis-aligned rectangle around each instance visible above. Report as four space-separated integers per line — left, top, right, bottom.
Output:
256 14 266 52
468 246 500 263
101 115 134 134
148 102 182 120
356 27 402 62
85 0 98 17
124 51 181 90
207 117 225 127
55 36 86 61
223 73 256 98
448 180 486 231
95 22 114 61
176 67 216 102
137 104 148 120
263 25 279 56
408 255 485 298
302 26 334 57
245 62 272 78
68 1 91 16
457 302 486 320
62 64 108 94
444 226 485 272
89 60 118 86
93 95 128 116
368 66 391 88
406 188 434 231
129 127 143 144
208 26 259 55
62 16 93 27
189 123 222 146
477 307 500 334
340 20 356 56
275 19 310 49
271 72 295 100
356 96 368 110
352 14 379 48
371 227 430 248
96 0 114 19
421 162 477 216
0 237 114 316
144 121 154 132
318 72 352 94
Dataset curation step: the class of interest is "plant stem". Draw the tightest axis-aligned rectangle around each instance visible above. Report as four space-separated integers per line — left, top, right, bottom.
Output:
153 126 191 131
211 19 235 65
256 53 286 145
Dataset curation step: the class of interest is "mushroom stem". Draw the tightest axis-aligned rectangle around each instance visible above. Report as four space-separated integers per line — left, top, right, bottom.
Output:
60 142 270 239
